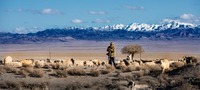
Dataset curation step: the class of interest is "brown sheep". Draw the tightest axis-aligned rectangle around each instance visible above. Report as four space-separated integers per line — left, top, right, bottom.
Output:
183 56 198 65
20 59 34 67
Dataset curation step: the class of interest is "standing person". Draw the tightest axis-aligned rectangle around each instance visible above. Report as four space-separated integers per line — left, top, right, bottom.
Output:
107 42 116 67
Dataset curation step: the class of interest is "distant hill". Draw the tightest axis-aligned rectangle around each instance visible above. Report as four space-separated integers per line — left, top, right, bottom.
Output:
0 21 200 44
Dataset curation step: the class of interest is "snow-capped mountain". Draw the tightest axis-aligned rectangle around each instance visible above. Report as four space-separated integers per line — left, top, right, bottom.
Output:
1 21 200 44
97 21 198 31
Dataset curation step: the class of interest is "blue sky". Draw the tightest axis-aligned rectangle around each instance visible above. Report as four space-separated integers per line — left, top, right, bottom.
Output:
0 0 200 33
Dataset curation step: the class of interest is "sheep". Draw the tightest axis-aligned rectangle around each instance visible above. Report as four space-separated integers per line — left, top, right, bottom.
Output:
64 59 73 66
34 60 45 68
3 56 13 65
90 59 101 66
183 56 198 65
5 62 22 68
83 60 94 67
160 59 170 73
170 61 185 69
20 59 34 67
130 62 140 67
75 60 84 66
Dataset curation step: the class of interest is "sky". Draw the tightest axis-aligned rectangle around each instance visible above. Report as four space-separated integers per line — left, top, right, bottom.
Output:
0 0 200 33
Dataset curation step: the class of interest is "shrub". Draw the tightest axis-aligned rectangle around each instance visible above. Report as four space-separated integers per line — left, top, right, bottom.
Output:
0 80 21 89
101 69 111 74
139 76 160 88
0 66 6 75
18 70 29 78
65 82 82 90
90 69 100 77
3 66 15 73
29 69 45 78
67 68 86 76
54 70 68 78
22 81 49 90
105 65 115 71
21 67 33 73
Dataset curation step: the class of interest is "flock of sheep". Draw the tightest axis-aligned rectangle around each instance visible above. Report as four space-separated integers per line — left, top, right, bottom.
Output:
1 55 198 74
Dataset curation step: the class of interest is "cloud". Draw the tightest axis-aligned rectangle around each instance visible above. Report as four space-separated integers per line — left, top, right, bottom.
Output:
161 19 180 23
92 19 111 23
89 11 107 15
124 5 144 10
40 8 61 15
161 14 200 25
71 19 83 24
16 8 63 15
180 14 194 20
179 13 200 24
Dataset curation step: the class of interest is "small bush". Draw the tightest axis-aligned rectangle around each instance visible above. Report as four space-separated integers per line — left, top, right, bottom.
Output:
101 69 111 74
3 66 15 73
0 80 21 89
18 70 29 78
67 68 86 76
90 69 100 77
139 76 160 88
0 66 6 75
65 82 82 90
106 65 115 71
29 69 45 78
22 81 49 90
54 70 68 78
21 67 33 73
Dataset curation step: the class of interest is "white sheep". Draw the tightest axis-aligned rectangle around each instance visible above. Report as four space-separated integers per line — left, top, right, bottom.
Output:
34 60 45 68
5 62 22 68
3 56 13 65
161 59 170 73
64 59 73 66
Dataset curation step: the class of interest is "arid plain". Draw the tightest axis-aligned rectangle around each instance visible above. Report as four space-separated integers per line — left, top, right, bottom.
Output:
0 40 200 90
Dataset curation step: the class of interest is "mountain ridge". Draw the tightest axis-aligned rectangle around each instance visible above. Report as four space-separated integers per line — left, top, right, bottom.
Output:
0 21 200 44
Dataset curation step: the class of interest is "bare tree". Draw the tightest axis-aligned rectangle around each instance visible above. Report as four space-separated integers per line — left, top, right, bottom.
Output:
121 44 144 60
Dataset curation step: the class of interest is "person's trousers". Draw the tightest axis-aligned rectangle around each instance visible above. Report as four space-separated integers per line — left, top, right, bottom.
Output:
109 57 116 67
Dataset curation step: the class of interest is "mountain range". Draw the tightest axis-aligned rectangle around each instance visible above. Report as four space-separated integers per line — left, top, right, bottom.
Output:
0 21 200 44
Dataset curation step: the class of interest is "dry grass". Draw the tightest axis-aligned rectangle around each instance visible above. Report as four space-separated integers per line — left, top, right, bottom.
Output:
18 70 29 78
65 82 95 90
139 76 160 88
21 81 49 90
65 82 83 90
105 65 115 71
29 69 45 78
0 66 6 75
67 68 86 76
3 66 16 73
20 67 34 73
54 70 68 78
90 69 100 77
101 69 111 74
0 80 21 90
